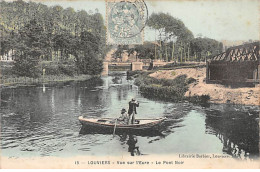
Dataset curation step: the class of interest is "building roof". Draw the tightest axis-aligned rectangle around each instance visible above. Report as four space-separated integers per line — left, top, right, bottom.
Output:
211 41 259 62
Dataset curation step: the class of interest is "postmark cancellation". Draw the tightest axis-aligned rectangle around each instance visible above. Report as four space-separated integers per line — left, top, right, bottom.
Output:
106 0 148 45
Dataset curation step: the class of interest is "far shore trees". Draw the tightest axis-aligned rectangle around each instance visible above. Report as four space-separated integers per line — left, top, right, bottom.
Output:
0 0 109 77
13 19 46 78
114 12 223 62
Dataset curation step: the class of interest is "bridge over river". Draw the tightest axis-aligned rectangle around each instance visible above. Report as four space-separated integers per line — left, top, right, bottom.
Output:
102 61 174 75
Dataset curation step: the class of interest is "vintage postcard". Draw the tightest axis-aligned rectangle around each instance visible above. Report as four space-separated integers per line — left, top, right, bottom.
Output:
0 0 259 169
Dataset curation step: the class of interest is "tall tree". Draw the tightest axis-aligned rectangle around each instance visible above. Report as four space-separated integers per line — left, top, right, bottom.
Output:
147 12 194 61
0 0 109 77
13 19 47 77
190 37 223 60
73 31 103 75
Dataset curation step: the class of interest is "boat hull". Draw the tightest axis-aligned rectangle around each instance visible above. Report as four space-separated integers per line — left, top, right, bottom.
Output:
79 116 166 135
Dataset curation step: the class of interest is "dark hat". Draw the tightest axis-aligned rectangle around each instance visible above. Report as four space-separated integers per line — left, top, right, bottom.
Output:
121 108 126 112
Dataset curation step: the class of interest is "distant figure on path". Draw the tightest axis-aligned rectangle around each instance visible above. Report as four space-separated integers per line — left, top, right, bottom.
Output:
128 98 139 124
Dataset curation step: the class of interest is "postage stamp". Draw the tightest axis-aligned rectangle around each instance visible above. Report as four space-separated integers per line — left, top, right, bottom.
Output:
106 0 148 45
0 0 259 170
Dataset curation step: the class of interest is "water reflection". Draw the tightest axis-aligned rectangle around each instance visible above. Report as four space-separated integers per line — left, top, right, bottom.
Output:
127 135 141 156
205 109 259 159
0 71 259 158
79 125 164 137
112 76 123 85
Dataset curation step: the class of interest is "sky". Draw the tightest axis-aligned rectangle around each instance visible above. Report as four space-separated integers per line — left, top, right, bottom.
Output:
17 0 259 41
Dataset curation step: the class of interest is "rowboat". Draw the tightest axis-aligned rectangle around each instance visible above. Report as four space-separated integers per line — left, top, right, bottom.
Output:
78 116 166 134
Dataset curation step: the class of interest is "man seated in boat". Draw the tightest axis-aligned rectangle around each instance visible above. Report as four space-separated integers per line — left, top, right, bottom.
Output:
117 108 129 125
128 98 139 124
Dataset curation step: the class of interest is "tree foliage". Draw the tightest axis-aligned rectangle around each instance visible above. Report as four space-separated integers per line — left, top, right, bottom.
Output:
0 0 107 76
130 42 155 60
148 13 194 43
73 31 103 75
190 37 223 58
146 13 195 61
113 45 129 59
136 12 223 61
13 19 46 77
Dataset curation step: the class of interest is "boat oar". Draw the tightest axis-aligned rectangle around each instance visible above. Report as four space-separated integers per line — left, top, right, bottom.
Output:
113 118 117 137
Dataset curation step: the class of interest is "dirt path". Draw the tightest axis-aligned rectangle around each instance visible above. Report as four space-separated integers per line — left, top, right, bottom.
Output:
150 68 259 106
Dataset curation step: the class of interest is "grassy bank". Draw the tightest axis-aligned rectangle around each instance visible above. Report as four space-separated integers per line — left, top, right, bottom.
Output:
0 74 91 86
147 67 259 106
128 70 210 104
154 62 206 70
0 61 94 86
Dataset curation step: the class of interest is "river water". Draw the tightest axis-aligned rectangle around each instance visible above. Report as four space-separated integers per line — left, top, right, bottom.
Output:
0 71 259 159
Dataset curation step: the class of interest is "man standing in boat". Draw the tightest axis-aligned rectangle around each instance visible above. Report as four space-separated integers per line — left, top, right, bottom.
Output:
128 98 139 124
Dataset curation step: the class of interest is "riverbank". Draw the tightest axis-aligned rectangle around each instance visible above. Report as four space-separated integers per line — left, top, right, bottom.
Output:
129 70 210 105
0 74 92 87
149 68 259 106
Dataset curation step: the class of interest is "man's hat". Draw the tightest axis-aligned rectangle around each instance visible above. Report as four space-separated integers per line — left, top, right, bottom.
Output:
121 108 126 112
